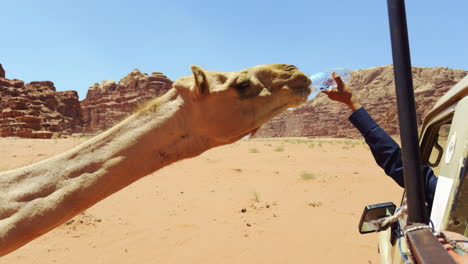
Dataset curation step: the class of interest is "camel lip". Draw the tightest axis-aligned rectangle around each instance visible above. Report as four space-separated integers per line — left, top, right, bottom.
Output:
290 86 311 105
292 86 312 96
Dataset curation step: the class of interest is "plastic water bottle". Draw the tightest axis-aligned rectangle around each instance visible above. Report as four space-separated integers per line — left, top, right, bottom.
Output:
308 67 351 100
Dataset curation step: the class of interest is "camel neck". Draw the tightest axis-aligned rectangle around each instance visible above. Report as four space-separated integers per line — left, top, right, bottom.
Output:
0 88 213 256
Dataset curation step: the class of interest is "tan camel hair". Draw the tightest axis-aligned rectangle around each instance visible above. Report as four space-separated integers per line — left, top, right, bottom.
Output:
0 64 311 256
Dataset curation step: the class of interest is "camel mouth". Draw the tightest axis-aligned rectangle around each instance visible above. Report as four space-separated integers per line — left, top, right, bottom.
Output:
293 86 312 96
290 86 311 104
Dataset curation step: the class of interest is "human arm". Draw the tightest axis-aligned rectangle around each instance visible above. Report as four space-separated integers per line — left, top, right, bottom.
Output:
349 108 437 208
323 73 438 208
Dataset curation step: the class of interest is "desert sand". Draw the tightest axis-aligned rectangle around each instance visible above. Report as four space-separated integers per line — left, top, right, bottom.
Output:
0 137 402 264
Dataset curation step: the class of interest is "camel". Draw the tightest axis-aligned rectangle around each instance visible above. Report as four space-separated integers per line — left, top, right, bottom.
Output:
0 64 311 256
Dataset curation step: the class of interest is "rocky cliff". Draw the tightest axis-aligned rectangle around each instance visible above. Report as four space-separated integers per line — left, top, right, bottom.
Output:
0 64 5 78
0 67 83 138
253 66 467 138
0 65 173 138
80 70 172 132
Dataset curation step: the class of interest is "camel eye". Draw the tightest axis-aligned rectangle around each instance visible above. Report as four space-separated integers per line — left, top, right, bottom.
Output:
236 81 250 91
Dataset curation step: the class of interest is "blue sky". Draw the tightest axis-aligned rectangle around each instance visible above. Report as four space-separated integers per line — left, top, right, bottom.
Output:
1 0 467 99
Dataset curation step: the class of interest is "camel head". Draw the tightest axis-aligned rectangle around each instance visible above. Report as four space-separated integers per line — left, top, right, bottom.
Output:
173 64 311 143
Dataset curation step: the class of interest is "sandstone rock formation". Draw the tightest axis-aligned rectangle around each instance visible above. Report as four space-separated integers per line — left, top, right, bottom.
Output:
253 66 467 138
0 67 83 138
80 70 172 132
0 65 172 138
0 64 5 78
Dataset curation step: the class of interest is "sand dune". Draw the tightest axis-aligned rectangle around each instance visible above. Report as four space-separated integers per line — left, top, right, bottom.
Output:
0 137 402 264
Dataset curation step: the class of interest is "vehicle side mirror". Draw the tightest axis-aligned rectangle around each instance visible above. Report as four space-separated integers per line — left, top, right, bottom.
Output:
358 202 396 234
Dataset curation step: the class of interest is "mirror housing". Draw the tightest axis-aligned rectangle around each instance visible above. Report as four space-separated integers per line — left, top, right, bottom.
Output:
358 202 396 234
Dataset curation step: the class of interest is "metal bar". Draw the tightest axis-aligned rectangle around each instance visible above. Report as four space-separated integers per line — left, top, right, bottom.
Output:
386 0 428 224
406 227 456 264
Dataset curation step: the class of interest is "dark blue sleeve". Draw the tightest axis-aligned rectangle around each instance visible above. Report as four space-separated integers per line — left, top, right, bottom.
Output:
349 108 438 207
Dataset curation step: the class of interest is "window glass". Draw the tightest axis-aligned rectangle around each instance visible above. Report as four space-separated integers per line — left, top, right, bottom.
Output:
427 123 451 175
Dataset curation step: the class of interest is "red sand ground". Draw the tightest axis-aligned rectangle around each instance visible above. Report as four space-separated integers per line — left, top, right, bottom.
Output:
0 137 402 264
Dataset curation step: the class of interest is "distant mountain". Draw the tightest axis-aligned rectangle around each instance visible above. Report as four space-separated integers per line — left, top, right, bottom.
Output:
0 65 82 138
80 69 172 133
0 65 172 138
253 65 467 138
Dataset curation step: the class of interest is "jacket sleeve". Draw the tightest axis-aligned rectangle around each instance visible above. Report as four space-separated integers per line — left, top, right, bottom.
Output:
348 107 438 208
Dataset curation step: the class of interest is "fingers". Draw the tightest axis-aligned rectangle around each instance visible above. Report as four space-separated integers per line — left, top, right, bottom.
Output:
332 72 345 91
322 89 336 98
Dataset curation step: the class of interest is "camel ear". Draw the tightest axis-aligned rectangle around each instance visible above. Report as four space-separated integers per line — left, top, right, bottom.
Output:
191 65 209 97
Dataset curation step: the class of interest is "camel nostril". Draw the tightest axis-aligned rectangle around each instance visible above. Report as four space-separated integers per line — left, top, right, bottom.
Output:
291 74 311 89
297 74 309 83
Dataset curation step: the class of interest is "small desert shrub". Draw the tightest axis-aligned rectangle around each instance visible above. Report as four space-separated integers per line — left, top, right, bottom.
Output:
308 201 322 207
252 191 260 202
274 146 284 152
301 171 317 180
249 148 260 153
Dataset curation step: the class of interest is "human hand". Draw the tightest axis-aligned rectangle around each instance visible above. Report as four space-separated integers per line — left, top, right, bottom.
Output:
322 72 362 111
437 232 468 264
